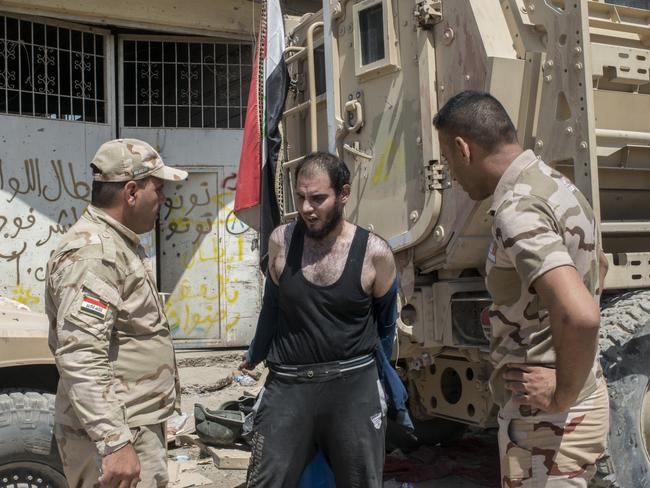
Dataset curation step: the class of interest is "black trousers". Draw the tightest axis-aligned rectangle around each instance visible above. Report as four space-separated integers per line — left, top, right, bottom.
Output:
246 361 387 488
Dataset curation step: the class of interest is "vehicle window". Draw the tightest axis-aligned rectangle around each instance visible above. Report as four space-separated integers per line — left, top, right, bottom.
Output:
314 45 326 96
359 4 385 66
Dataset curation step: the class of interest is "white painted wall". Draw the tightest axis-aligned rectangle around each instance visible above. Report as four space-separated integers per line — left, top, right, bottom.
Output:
0 115 112 308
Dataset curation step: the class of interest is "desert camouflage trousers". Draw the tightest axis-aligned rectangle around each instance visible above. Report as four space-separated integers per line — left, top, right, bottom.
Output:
498 379 609 487
54 422 168 488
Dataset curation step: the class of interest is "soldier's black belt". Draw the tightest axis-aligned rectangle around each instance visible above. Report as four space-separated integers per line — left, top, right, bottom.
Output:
268 353 375 380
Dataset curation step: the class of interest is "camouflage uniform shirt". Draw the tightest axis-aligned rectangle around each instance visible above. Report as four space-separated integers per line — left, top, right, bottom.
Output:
485 150 600 409
45 205 180 456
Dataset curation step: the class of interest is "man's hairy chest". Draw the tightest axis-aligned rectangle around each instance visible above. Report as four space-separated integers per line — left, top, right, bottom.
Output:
301 239 353 286
272 225 376 292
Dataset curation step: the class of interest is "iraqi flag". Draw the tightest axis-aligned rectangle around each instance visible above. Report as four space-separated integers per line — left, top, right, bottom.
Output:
235 0 289 271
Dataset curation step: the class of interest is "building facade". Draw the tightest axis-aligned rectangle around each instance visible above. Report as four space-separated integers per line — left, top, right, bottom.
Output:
0 0 318 347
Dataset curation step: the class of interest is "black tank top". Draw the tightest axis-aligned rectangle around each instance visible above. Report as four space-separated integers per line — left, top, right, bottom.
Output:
267 222 377 365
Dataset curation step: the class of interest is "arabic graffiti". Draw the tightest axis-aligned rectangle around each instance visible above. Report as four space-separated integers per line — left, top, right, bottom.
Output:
0 157 88 302
225 210 250 235
160 171 257 340
37 208 80 247
0 159 260 339
11 284 40 306
162 181 212 219
0 206 82 288
222 172 237 191
164 268 243 337
0 242 27 288
0 158 91 204
219 173 250 235
162 188 244 242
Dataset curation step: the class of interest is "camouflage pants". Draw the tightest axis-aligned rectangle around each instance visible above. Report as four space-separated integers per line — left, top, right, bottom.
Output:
498 380 609 487
54 422 168 488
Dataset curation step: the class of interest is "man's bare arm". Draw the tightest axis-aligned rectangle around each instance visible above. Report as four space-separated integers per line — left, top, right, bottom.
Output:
504 265 600 412
266 226 283 285
370 235 397 297
267 223 295 285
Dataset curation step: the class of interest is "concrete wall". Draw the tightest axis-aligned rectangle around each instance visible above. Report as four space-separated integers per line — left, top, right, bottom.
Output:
0 0 320 37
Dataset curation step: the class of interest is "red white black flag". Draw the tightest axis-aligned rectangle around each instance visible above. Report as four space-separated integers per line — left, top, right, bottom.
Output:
235 0 289 270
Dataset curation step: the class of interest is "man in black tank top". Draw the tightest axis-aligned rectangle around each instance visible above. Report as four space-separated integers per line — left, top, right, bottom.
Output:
241 152 403 487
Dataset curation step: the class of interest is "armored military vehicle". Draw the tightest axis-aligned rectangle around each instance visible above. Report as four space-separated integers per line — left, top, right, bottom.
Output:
0 300 65 487
277 0 650 485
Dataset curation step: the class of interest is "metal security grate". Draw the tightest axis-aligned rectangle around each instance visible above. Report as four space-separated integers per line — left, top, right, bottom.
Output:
0 15 105 122
122 40 253 129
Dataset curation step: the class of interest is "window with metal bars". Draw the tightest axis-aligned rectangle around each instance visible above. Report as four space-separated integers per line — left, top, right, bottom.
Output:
0 15 105 122
122 40 253 129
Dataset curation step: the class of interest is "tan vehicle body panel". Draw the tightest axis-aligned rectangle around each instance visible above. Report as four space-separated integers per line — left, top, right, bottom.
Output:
279 0 650 426
0 303 53 367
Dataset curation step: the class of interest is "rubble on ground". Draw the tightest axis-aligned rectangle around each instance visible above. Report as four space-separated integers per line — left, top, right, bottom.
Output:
169 351 264 487
181 375 234 395
171 349 495 488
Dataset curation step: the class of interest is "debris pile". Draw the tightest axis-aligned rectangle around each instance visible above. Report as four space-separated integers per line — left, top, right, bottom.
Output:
167 388 259 487
180 369 262 395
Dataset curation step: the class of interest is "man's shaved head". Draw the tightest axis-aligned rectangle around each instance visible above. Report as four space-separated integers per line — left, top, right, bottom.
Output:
433 90 518 151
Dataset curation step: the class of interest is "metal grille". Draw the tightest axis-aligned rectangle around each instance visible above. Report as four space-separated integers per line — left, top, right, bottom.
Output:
122 40 253 128
0 15 105 122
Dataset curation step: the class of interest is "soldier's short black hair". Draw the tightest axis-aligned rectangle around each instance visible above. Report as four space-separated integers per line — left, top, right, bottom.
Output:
295 151 350 196
433 90 518 152
91 178 149 208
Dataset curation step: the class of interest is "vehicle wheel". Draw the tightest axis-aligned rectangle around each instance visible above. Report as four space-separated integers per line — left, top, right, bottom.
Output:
0 391 67 488
386 415 467 453
590 290 650 488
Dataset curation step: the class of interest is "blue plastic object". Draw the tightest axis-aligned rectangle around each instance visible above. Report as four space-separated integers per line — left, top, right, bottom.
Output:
298 452 336 488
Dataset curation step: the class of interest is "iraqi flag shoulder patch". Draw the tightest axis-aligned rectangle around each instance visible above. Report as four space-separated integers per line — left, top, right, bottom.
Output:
80 294 109 320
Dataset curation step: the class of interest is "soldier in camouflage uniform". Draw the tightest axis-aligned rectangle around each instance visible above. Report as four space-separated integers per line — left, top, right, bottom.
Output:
433 91 609 487
45 139 188 488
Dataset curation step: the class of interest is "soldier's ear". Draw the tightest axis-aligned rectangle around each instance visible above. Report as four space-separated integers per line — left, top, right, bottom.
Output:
454 136 471 165
123 180 138 206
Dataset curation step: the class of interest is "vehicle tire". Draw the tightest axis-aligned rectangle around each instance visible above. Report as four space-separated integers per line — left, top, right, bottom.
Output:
0 391 67 488
386 415 467 453
589 290 650 488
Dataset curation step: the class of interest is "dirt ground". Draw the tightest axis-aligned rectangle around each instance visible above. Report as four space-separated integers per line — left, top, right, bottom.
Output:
170 349 498 488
